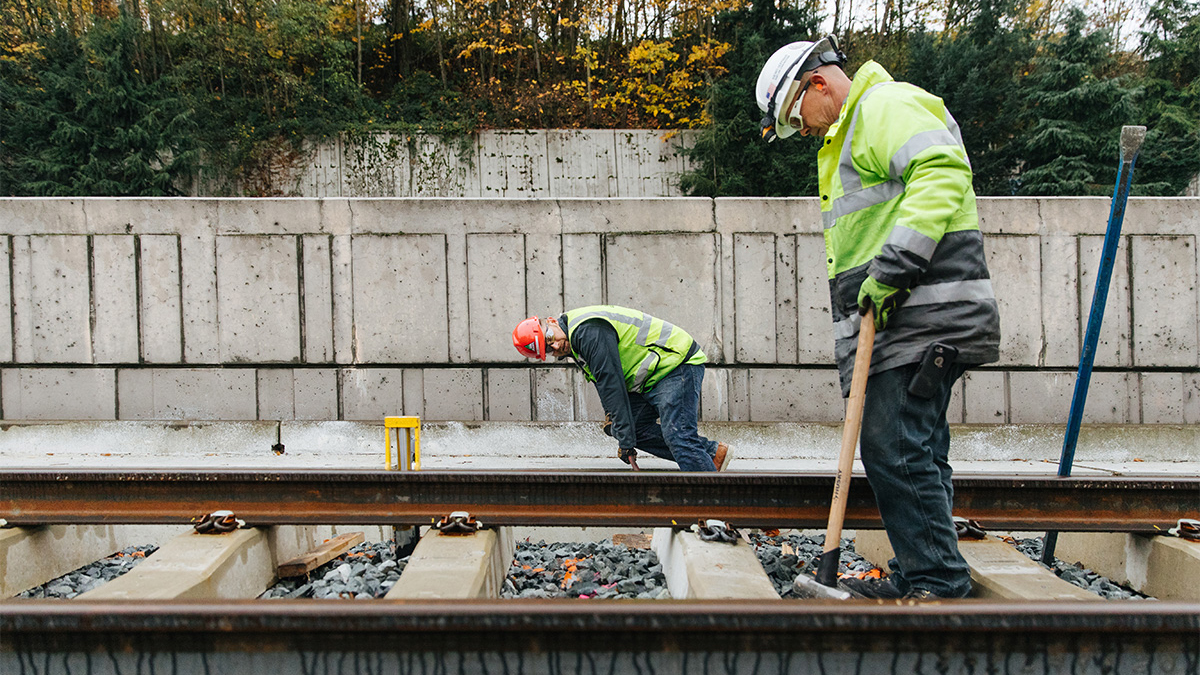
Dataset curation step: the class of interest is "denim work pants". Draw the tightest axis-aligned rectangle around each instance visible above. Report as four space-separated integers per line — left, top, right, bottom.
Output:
859 360 972 598
607 363 719 471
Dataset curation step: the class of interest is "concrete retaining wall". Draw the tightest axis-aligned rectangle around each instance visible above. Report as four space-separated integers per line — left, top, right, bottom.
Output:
209 130 696 198
1 197 1197 424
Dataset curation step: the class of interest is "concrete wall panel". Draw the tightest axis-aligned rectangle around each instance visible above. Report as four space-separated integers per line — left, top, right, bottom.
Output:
548 130 617 198
411 135 479 197
1140 372 1184 424
479 131 548 198
562 234 603 309
977 198 1041 236
28 236 91 363
1185 374 1200 424
424 368 483 421
139 235 182 363
1131 235 1197 367
486 369 532 421
559 199 713 234
215 200 323 236
733 234 776 363
294 369 338 420
341 368 404 421
181 233 219 363
534 368 573 421
747 369 842 423
91 235 138 363
257 369 294 420
1 197 1198 423
2 368 115 420
987 235 1041 367
467 234 526 362
614 131 690 197
0 238 10 362
118 368 256 420
301 235 335 362
1079 235 1131 367
605 233 718 356
1008 371 1135 424
0 198 85 236
1040 235 1079 367
701 368 729 422
350 234 448 363
795 234 833 363
217 235 301 363
574 370 605 422
330 234 354 363
1036 198 1111 236
525 234 563 332
775 234 799 364
962 370 1006 423
402 368 424 417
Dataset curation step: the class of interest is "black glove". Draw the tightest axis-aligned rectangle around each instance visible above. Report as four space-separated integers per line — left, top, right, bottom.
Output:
617 447 640 470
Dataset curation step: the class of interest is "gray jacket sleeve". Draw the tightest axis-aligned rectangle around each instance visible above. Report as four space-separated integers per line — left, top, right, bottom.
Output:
571 319 636 450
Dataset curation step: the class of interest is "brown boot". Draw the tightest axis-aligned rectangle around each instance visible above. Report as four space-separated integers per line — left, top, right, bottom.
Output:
713 443 733 471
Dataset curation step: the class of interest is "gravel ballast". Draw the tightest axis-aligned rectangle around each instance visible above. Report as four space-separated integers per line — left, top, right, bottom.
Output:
501 539 670 599
260 540 408 599
18 545 158 599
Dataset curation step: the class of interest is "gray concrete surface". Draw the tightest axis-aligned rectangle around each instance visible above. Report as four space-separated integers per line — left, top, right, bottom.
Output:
1 197 1199 425
1 421 1195 474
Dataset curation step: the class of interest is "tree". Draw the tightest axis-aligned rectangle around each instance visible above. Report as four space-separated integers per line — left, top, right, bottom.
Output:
0 14 198 195
1131 0 1200 195
680 0 824 197
1013 7 1138 196
901 0 1035 195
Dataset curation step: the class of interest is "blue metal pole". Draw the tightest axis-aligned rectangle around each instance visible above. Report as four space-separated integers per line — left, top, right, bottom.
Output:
1042 126 1146 565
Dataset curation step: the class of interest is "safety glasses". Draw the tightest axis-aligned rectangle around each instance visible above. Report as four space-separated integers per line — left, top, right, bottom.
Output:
785 80 812 132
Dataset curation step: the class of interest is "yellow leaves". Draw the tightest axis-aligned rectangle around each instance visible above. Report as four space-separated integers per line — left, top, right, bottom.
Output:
628 39 679 75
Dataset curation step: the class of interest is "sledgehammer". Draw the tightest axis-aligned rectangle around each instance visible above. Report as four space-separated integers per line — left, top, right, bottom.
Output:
792 308 876 600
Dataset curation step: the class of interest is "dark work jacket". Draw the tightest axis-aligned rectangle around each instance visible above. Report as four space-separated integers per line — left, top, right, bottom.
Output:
562 314 699 451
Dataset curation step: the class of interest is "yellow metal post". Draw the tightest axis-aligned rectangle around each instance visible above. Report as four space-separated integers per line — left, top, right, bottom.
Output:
384 416 421 471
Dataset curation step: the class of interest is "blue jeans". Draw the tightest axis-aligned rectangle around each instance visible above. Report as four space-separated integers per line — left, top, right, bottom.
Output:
859 360 972 598
605 363 719 471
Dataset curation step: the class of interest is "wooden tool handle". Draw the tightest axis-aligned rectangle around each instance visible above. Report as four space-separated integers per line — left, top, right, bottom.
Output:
823 310 876 553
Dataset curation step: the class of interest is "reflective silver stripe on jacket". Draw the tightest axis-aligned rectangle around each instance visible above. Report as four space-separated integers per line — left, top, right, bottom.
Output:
572 310 674 347
632 354 659 392
825 83 968 229
885 225 938 261
832 278 996 339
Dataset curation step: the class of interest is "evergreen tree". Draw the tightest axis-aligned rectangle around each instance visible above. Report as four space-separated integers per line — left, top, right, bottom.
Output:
680 0 823 197
1014 8 1139 196
901 0 1035 195
1133 0 1200 195
0 15 198 196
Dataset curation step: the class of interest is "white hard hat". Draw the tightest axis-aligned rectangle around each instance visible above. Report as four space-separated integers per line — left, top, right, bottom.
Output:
756 35 845 142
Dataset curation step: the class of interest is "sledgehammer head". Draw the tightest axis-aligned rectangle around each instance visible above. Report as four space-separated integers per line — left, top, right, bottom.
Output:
792 572 852 600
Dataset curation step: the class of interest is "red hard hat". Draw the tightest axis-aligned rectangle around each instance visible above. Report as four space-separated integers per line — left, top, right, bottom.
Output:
512 316 546 360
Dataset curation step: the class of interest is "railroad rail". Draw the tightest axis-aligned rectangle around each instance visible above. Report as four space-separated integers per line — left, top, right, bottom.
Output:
2 470 1195 532
4 601 1199 673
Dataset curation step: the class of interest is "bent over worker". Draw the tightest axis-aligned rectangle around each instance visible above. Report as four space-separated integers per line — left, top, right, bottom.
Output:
512 306 731 472
756 36 1000 599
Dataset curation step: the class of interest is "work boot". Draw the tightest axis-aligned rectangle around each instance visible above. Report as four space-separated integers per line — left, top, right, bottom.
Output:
838 576 904 599
713 443 733 471
901 588 944 602
602 414 614 438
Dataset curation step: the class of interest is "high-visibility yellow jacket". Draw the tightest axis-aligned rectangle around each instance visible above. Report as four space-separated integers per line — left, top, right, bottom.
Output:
818 61 1001 395
565 305 705 393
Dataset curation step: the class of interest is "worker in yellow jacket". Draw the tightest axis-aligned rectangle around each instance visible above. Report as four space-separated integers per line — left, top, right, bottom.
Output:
757 36 1001 600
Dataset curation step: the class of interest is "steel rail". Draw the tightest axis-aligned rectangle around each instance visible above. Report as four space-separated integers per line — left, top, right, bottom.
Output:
2 598 1200 638
2 470 1195 532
